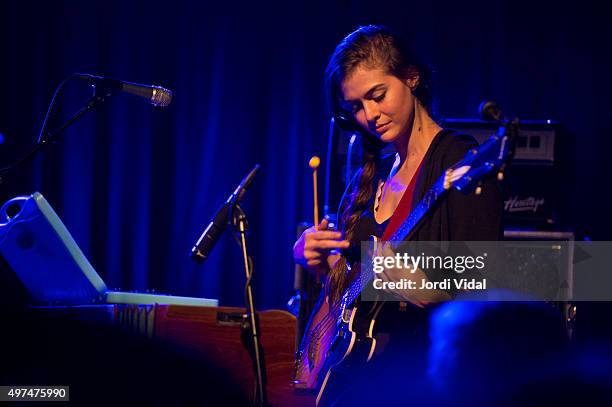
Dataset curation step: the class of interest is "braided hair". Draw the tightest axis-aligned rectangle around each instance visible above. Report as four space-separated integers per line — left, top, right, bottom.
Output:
324 25 432 302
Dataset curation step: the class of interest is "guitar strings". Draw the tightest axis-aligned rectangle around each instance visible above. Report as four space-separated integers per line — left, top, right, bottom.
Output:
295 195 434 375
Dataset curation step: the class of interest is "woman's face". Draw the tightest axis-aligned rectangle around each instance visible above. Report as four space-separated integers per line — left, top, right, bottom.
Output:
340 66 417 144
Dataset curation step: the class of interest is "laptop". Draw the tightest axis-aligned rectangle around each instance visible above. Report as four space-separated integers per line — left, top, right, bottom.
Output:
0 192 217 307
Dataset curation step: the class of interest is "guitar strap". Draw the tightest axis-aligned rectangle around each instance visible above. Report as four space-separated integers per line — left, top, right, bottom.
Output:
380 158 425 241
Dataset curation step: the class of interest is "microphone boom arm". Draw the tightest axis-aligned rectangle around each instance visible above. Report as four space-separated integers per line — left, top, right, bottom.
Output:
1 72 173 184
0 88 109 184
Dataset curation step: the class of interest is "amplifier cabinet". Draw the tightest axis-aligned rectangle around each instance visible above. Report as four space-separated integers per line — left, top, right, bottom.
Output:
444 119 573 229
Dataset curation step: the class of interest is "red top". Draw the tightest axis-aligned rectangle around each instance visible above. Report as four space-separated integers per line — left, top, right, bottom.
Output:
380 160 424 241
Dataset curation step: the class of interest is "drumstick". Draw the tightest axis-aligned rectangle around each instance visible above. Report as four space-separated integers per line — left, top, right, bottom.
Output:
309 156 320 229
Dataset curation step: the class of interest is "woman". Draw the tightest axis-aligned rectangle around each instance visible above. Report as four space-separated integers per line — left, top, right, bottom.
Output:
294 24 502 305
292 25 502 402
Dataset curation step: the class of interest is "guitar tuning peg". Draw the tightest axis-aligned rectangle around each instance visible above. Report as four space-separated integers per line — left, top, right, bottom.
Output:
443 169 452 190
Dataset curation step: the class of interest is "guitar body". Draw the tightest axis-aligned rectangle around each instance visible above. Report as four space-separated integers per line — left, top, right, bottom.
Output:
293 290 335 391
315 299 384 406
293 283 385 405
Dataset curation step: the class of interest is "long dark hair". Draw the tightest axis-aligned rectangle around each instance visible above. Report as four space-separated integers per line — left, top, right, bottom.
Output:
325 25 432 302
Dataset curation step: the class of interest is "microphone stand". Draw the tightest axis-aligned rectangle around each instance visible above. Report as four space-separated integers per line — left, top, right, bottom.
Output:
230 203 268 407
0 81 114 184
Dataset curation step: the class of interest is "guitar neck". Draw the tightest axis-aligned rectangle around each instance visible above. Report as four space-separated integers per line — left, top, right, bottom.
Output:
389 175 449 242
344 172 450 306
343 131 510 306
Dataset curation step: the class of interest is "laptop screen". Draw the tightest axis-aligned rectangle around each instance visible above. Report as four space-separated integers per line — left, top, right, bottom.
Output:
0 192 107 305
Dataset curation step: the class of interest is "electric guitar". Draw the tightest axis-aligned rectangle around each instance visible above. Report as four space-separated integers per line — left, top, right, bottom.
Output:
293 121 517 406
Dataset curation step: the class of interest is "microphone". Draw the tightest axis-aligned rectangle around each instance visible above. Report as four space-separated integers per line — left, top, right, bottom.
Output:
75 73 173 107
190 165 260 263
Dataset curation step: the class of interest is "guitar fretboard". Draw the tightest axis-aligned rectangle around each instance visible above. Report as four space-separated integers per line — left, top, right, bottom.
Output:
346 173 450 306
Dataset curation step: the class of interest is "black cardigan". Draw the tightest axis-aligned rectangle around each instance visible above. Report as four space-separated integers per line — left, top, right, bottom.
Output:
341 128 503 266
410 128 503 242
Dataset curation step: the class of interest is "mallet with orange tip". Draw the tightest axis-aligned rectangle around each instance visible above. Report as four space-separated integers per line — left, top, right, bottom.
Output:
309 156 320 229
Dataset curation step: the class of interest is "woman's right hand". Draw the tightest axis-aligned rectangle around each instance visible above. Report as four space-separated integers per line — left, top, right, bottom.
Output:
293 218 350 276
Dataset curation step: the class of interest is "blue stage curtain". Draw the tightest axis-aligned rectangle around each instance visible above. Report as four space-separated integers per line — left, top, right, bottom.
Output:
0 0 609 309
